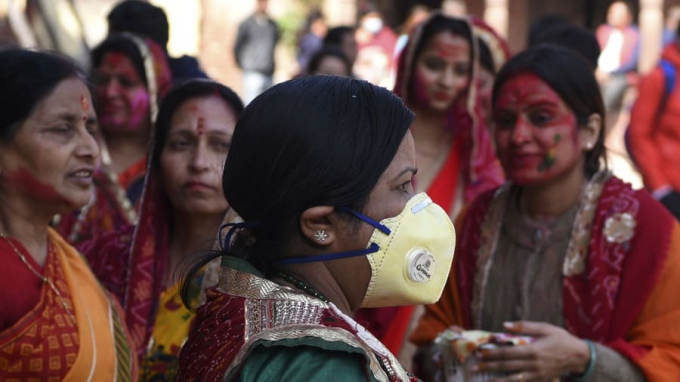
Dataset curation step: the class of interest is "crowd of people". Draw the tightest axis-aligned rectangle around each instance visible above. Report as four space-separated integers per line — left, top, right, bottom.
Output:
1 0 680 381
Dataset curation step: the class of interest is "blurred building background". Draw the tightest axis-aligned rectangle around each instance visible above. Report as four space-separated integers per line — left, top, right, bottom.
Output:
0 0 676 92
0 0 676 188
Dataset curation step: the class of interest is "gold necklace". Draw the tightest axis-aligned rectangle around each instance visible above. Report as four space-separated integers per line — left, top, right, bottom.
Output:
0 233 77 326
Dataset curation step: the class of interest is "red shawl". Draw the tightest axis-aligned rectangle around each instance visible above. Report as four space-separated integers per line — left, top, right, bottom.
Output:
412 175 680 380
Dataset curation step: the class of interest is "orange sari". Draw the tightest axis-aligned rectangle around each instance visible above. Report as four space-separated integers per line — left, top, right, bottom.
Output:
0 229 137 381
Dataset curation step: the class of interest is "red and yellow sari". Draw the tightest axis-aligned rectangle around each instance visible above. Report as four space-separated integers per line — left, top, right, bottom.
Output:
0 229 137 381
411 173 680 380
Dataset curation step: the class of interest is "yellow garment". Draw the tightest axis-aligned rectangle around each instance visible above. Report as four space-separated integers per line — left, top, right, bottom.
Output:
50 228 137 381
141 281 196 380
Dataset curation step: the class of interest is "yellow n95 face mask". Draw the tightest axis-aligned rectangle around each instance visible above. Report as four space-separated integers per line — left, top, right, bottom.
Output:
277 193 456 308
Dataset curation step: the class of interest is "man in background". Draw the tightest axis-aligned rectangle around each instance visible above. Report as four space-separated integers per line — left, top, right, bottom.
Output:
595 1 640 112
234 0 279 104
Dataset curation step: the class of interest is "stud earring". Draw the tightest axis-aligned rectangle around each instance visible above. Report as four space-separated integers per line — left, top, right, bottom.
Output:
314 230 328 243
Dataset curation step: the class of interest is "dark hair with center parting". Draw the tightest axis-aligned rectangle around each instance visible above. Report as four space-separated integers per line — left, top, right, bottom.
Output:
0 49 85 143
492 45 607 178
91 33 148 86
307 46 352 76
181 76 413 303
152 79 244 171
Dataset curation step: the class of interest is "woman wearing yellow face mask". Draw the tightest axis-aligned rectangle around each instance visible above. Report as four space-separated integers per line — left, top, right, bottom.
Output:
175 76 456 381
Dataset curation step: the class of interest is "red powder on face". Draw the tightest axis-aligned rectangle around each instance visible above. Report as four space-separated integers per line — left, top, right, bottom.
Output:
495 73 580 184
80 95 89 112
3 167 62 202
433 32 468 60
197 117 205 135
104 52 126 67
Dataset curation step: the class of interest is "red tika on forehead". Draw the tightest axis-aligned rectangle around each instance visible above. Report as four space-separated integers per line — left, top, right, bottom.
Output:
197 117 205 135
103 52 126 66
434 37 468 59
495 73 561 109
80 95 89 112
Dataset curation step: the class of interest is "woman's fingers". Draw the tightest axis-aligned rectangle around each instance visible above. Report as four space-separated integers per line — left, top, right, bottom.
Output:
488 371 540 382
475 359 534 373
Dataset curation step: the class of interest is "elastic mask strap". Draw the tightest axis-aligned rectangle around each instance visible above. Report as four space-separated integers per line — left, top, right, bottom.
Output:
276 242 380 265
219 221 259 250
336 206 391 235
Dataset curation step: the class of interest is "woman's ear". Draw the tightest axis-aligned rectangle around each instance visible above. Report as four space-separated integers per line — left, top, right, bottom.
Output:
580 113 602 151
299 206 336 246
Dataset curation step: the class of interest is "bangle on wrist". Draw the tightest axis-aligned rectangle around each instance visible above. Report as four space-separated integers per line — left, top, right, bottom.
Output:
573 339 596 381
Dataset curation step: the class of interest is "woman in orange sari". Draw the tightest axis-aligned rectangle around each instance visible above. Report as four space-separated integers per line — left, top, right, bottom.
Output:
411 45 680 381
57 33 172 245
0 49 136 381
80 79 244 380
355 13 509 359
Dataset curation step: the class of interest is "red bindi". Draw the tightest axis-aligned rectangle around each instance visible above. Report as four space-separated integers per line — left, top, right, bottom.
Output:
80 95 89 112
197 117 205 135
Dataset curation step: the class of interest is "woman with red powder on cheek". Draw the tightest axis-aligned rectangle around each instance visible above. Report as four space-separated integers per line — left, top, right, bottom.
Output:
56 33 172 246
411 45 680 381
77 79 244 380
354 12 508 364
0 49 137 380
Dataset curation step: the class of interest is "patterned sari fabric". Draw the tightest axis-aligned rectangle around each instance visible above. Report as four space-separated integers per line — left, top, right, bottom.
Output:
0 229 137 381
78 75 239 377
354 14 508 357
57 35 172 246
411 173 680 380
176 257 420 382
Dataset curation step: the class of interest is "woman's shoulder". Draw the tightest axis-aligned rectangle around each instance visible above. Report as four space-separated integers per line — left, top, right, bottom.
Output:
235 342 373 382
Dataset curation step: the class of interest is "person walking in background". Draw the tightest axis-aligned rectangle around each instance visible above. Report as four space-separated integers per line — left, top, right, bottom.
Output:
234 0 279 104
354 4 397 87
296 9 326 74
663 6 680 47
629 24 680 221
596 1 640 112
107 0 208 80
